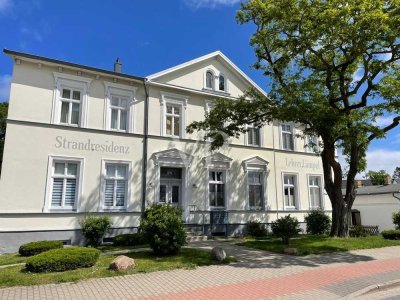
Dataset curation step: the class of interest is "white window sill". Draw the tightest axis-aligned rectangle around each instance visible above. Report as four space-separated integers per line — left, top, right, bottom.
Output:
48 207 77 213
102 207 127 212
284 206 298 211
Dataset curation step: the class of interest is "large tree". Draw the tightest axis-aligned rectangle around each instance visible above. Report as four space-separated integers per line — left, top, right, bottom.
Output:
187 0 400 236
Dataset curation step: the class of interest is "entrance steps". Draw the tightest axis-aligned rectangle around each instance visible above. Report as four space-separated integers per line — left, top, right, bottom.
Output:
185 226 209 243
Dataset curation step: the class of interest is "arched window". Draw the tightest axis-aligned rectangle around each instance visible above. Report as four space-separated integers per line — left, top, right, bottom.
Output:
219 75 225 91
206 71 214 89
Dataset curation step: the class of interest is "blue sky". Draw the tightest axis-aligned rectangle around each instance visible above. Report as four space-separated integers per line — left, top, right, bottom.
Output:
0 0 399 176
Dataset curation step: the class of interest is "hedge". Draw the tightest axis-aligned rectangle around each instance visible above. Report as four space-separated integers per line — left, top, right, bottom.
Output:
381 230 400 240
19 240 63 257
113 233 147 246
25 247 101 273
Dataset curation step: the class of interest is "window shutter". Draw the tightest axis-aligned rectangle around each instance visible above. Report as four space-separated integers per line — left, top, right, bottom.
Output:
64 179 76 206
104 180 115 206
116 180 126 206
51 178 63 206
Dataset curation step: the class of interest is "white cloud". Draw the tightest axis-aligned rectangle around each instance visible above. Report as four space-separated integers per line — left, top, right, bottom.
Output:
183 0 240 9
374 115 397 128
0 0 12 14
0 74 11 101
20 26 43 42
365 149 400 176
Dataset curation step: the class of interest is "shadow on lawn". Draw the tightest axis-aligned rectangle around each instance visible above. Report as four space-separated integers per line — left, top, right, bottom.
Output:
190 241 374 269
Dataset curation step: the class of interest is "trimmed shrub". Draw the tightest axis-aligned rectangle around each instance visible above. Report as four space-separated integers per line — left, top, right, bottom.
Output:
246 220 267 237
25 247 100 273
140 204 186 255
271 215 301 245
80 215 112 248
382 229 400 240
113 233 147 246
19 240 63 257
393 211 400 230
305 210 331 235
349 225 369 237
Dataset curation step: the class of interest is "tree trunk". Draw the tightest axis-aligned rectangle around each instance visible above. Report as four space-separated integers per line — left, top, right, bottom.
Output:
321 140 359 237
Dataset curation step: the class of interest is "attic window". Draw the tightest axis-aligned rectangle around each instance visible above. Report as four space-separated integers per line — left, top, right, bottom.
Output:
206 71 214 89
219 75 225 91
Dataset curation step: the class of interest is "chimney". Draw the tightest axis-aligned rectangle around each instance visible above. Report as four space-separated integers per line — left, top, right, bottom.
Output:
114 58 122 73
384 175 392 185
354 180 363 188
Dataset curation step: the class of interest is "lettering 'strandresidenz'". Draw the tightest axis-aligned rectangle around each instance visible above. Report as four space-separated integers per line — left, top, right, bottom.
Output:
0 49 331 252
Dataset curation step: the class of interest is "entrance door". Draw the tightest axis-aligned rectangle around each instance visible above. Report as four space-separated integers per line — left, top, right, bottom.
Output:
159 167 182 207
159 181 181 206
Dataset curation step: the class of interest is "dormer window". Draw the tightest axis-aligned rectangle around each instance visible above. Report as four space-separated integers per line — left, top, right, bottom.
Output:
206 71 214 89
219 75 225 91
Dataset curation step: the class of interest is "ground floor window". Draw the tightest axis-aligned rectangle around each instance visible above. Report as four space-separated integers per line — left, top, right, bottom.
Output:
308 175 322 209
283 174 297 208
248 172 263 210
50 160 80 209
103 163 128 209
209 170 225 208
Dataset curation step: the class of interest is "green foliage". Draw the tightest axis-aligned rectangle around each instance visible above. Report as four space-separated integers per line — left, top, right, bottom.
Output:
246 220 268 237
113 233 147 246
382 230 400 240
393 167 400 183
366 170 389 185
349 226 369 237
80 215 112 248
140 204 187 255
25 247 100 273
271 215 301 245
305 210 331 235
18 240 63 257
0 102 8 175
393 211 400 229
187 0 400 237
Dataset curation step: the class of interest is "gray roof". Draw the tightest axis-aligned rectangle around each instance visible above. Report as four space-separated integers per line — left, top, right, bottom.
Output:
347 183 400 195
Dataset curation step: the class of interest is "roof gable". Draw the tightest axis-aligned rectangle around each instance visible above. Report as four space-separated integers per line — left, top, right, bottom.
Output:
147 51 267 98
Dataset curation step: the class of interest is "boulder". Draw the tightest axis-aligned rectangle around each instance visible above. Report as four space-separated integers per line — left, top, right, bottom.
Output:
211 247 226 261
284 248 298 255
109 255 135 271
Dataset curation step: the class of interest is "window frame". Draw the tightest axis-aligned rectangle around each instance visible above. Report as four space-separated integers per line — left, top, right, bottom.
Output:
280 123 295 151
247 171 264 211
160 92 188 138
307 174 324 210
204 69 215 90
305 135 320 153
218 73 227 92
208 170 226 209
282 172 299 210
52 72 92 128
104 82 137 133
45 155 84 212
100 159 132 211
245 123 262 147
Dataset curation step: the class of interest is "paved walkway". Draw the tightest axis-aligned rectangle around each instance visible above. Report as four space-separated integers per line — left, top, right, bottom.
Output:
1 240 400 299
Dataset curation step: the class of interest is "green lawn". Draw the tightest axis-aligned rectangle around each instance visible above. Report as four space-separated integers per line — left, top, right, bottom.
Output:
0 248 233 288
0 253 27 266
237 235 400 256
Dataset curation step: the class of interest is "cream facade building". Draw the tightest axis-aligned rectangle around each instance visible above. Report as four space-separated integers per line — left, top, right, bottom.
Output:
0 49 330 252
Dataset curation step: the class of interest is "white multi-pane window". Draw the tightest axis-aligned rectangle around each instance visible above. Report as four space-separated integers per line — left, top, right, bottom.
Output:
165 104 181 137
206 71 214 89
247 123 261 146
283 174 297 208
248 172 263 210
104 164 128 209
281 124 294 150
59 88 81 126
309 176 322 208
110 95 128 131
306 135 319 153
209 171 225 207
51 161 79 209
